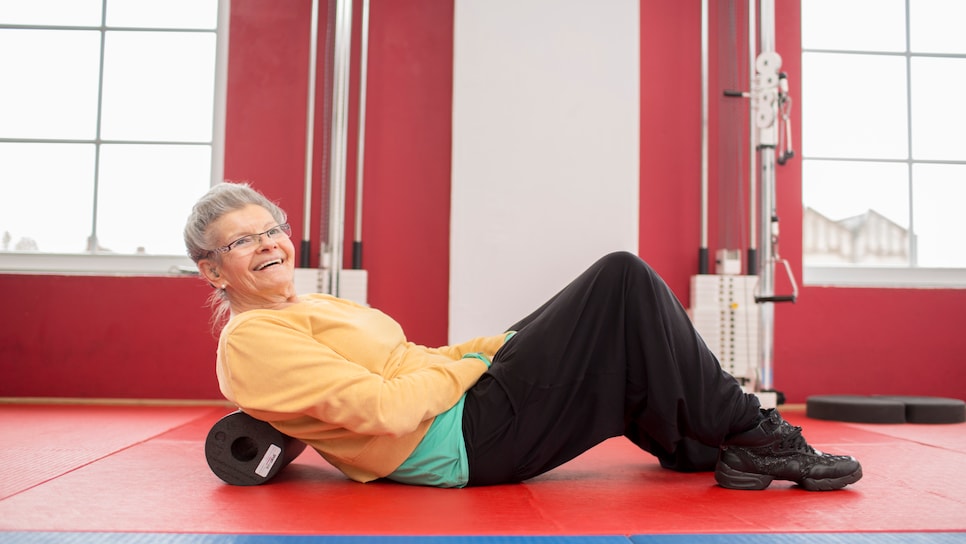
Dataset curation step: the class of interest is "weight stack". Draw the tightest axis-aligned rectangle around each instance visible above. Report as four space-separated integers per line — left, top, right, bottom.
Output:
688 274 760 385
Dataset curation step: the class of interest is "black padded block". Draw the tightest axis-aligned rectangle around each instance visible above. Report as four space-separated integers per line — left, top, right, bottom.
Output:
205 411 307 485
874 395 966 424
806 395 906 423
806 394 966 424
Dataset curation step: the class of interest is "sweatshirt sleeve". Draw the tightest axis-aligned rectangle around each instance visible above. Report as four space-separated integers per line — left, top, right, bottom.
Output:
219 315 489 438
422 333 510 361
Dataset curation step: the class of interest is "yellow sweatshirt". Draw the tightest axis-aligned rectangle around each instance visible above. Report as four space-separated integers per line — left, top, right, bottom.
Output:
215 293 506 483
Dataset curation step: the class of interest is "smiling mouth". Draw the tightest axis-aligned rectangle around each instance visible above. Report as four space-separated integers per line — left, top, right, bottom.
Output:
255 259 283 271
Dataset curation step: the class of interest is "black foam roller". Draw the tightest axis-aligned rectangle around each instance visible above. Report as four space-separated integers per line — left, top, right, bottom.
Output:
205 411 307 485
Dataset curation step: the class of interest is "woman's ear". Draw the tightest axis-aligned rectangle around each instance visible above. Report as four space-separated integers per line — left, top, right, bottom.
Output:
197 259 221 287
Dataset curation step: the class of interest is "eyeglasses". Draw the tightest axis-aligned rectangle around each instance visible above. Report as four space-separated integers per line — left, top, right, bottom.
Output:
211 223 292 255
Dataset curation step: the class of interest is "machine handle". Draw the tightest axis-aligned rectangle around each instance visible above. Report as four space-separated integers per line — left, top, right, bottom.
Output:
755 295 796 303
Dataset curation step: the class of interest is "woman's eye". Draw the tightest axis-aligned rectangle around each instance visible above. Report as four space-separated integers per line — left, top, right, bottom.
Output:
231 236 254 249
267 227 281 236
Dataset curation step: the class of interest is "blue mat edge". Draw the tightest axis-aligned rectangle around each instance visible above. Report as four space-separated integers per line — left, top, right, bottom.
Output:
2 533 965 544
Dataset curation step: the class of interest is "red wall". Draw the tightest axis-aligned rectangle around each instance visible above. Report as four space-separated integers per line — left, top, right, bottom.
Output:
221 0 313 255
639 0 703 296
1 275 219 399
351 0 455 347
2 0 963 403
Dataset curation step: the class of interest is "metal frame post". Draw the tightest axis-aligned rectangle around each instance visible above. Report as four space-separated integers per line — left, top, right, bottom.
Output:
352 0 370 271
752 0 797 393
325 0 354 297
699 0 710 275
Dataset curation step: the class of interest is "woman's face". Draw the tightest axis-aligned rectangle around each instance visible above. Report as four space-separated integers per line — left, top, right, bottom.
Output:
200 203 298 311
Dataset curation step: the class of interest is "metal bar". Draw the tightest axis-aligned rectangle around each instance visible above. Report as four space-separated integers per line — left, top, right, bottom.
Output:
757 0 776 391
699 0 710 274
352 0 370 270
326 0 353 296
209 0 231 188
747 0 757 274
301 0 321 267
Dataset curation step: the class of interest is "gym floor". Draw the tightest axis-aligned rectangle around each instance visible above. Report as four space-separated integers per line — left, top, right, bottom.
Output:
1 403 964 543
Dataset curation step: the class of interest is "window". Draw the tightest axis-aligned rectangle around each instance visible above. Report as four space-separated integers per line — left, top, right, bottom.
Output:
0 0 226 274
801 0 966 287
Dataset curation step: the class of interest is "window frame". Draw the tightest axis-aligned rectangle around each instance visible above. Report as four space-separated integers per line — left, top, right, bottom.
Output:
801 1 966 289
0 0 228 276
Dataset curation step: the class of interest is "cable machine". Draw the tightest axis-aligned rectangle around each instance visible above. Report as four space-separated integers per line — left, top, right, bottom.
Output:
294 0 369 304
752 0 798 400
748 0 798 397
695 0 797 407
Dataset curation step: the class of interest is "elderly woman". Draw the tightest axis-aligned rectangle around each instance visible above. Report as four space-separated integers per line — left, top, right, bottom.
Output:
184 182 861 491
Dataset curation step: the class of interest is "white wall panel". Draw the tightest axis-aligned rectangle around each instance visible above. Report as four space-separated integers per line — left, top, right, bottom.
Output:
450 0 640 342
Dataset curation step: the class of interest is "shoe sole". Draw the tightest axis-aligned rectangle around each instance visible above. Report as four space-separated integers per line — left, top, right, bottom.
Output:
715 463 863 491
714 462 774 490
800 466 863 491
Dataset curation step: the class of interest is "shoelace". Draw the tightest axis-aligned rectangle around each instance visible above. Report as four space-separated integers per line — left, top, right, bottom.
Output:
778 421 816 454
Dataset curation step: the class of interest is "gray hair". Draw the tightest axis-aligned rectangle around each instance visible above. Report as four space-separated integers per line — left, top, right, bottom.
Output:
184 181 287 263
184 181 288 326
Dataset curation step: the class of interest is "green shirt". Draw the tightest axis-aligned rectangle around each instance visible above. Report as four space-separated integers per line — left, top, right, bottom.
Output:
386 395 468 488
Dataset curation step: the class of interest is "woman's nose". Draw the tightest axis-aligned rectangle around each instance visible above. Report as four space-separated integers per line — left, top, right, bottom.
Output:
255 233 277 250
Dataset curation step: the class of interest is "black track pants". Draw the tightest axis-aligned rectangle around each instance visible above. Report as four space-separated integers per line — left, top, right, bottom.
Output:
462 251 762 486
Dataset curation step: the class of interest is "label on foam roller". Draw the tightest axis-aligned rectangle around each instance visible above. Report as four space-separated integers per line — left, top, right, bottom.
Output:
255 444 282 477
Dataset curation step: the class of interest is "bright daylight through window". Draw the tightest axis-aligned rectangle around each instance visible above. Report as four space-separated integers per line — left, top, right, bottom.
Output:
0 0 223 272
801 0 966 285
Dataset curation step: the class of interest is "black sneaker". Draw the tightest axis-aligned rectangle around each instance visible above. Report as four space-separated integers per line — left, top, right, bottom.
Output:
715 409 862 491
